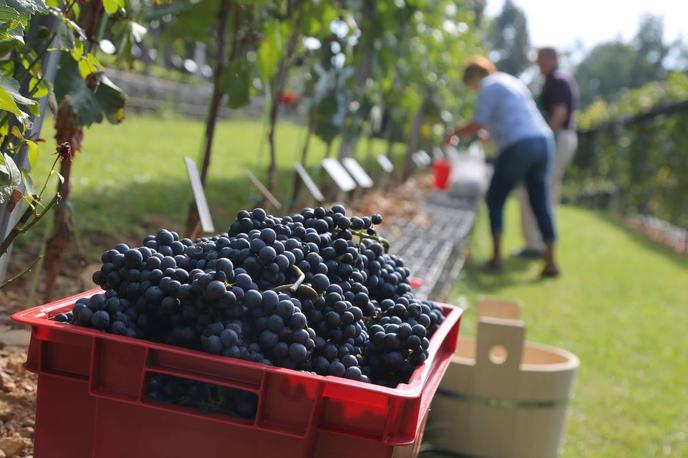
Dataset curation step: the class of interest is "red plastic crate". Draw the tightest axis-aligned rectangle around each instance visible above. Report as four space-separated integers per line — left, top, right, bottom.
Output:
12 289 462 458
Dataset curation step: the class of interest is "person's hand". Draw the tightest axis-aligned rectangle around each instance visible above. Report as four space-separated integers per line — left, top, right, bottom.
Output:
443 132 459 147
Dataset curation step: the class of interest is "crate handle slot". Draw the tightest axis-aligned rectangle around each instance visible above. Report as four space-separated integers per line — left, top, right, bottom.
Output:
142 371 259 424
146 348 263 391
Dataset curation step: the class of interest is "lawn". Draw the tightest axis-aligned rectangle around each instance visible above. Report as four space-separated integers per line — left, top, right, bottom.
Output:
446 200 688 457
27 115 404 256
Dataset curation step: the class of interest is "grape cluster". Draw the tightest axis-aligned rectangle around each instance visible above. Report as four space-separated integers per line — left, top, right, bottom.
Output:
147 373 257 420
362 294 446 386
59 206 445 387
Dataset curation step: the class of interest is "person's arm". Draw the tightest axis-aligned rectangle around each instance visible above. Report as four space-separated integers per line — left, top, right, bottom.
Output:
548 103 568 132
451 122 485 139
446 83 494 144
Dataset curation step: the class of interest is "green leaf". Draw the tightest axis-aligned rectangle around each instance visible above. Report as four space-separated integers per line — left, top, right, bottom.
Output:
70 39 83 60
76 53 104 79
64 16 86 41
0 74 36 106
0 152 22 189
94 75 126 124
102 0 124 15
0 21 26 44
0 75 33 121
29 77 49 98
54 54 126 127
314 90 342 144
22 172 34 196
301 1 338 37
25 140 38 169
220 58 251 109
10 125 23 140
51 18 75 51
0 5 21 23
0 0 48 45
159 0 221 42
257 19 289 82
8 0 48 15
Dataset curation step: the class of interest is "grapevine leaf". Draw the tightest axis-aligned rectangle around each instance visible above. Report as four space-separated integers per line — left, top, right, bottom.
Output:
6 0 48 15
0 5 21 23
29 76 50 98
64 16 86 41
0 74 37 106
0 153 22 204
0 86 27 120
220 58 251 108
51 18 75 51
54 54 126 127
0 21 26 44
26 140 38 169
102 0 124 15
257 19 290 82
70 37 83 60
94 75 126 124
10 125 23 140
22 172 34 197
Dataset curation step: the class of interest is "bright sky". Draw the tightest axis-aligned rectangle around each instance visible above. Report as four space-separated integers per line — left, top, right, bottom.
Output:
486 0 688 51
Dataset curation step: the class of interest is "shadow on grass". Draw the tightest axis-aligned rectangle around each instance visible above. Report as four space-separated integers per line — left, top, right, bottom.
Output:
461 254 546 293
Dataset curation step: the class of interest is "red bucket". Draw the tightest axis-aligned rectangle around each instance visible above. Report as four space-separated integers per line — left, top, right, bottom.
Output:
433 160 451 190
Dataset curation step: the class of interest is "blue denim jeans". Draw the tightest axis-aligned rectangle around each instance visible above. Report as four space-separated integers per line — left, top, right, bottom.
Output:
486 136 556 243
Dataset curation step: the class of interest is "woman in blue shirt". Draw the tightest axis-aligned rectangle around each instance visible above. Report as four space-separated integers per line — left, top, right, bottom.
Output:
448 56 560 277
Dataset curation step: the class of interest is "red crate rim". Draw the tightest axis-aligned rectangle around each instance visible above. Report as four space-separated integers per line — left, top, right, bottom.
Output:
12 288 462 398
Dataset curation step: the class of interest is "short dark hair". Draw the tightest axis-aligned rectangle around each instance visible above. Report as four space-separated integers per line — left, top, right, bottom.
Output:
462 56 496 85
538 47 558 61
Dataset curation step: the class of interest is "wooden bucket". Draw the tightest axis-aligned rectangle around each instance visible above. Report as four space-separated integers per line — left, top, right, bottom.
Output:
425 298 579 458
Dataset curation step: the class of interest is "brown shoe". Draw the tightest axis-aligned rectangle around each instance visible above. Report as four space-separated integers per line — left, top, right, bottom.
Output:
540 264 560 278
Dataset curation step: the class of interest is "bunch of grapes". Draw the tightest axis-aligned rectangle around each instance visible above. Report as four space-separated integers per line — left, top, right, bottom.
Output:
61 206 445 387
147 373 257 420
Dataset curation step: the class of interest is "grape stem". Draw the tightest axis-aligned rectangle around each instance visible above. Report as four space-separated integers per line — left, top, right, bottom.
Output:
290 265 305 291
351 230 390 253
272 266 319 300
273 265 305 293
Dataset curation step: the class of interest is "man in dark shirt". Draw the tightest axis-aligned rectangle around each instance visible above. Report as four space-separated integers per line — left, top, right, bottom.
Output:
518 47 579 258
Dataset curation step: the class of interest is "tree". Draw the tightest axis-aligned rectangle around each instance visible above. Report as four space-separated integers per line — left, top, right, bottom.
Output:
575 15 671 107
488 0 530 76
629 15 669 88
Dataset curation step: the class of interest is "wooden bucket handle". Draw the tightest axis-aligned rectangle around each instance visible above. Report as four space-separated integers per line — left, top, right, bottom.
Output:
475 317 526 373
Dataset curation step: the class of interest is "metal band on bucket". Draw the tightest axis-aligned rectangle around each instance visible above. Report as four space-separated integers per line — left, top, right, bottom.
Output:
436 388 569 409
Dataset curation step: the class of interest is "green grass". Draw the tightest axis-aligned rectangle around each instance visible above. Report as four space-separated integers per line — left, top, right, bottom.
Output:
28 116 403 256
445 200 688 457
